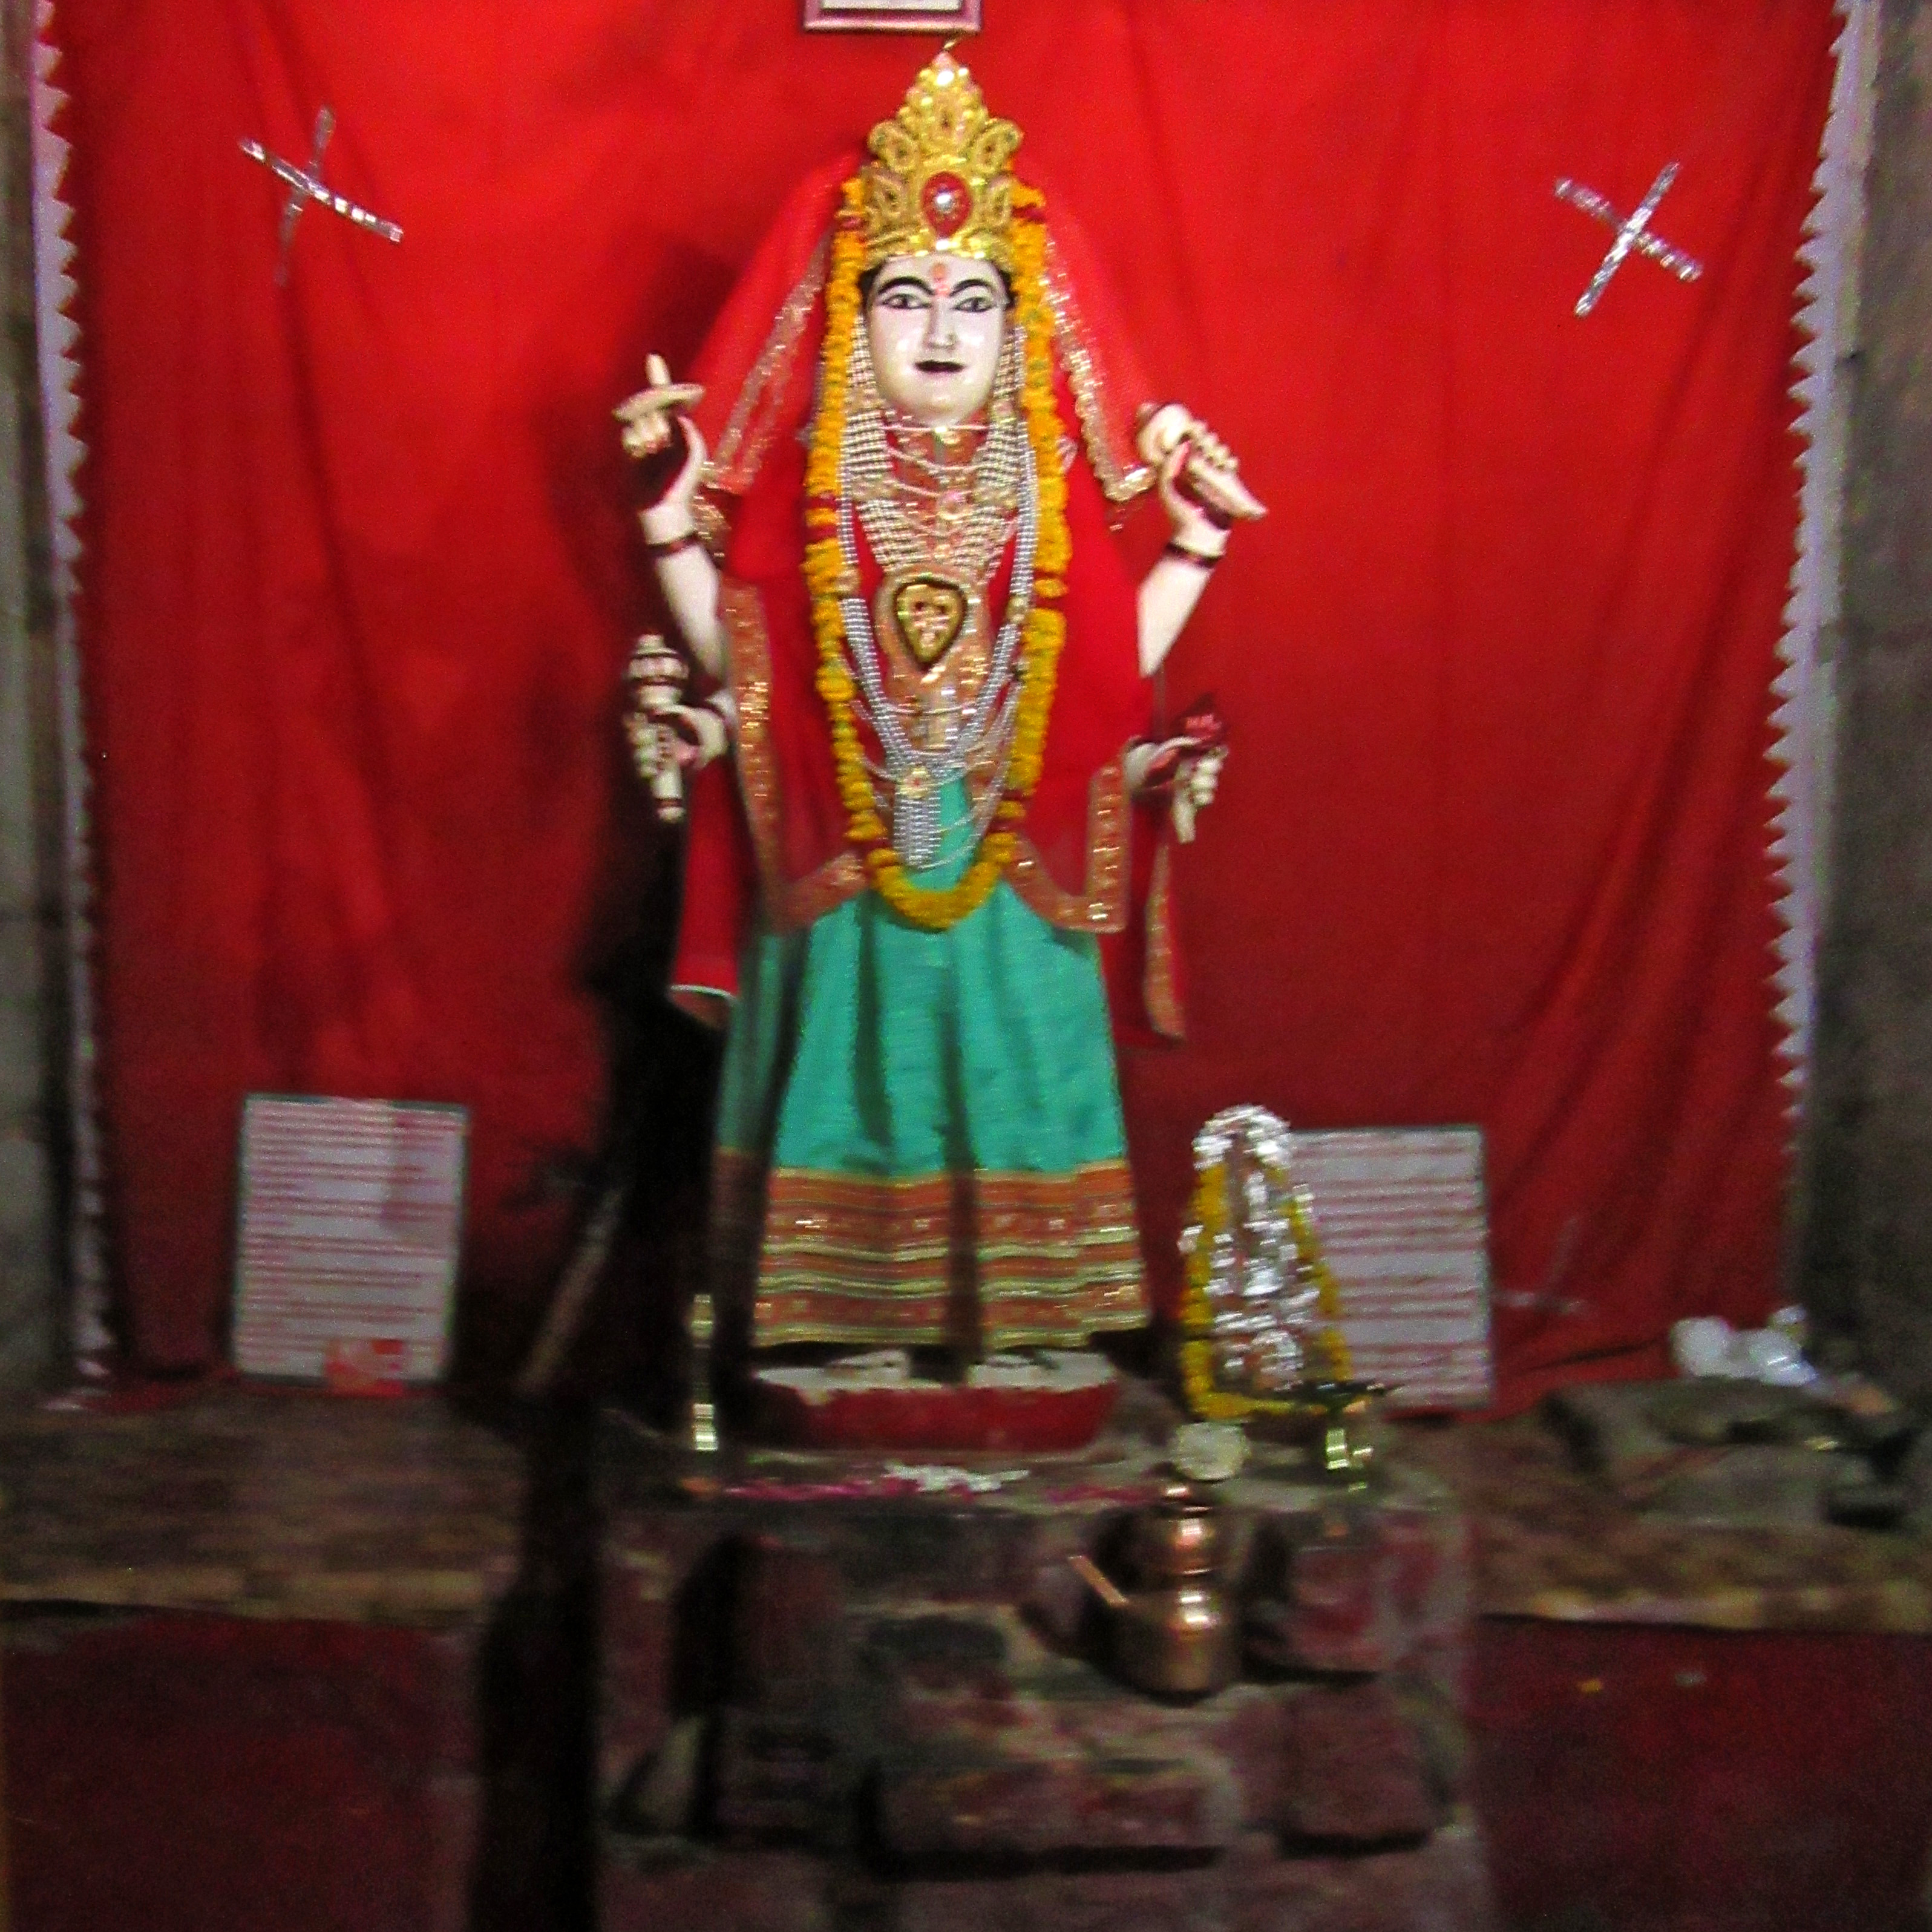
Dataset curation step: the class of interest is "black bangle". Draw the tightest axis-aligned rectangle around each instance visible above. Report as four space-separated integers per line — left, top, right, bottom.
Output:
1164 540 1224 569
644 528 703 560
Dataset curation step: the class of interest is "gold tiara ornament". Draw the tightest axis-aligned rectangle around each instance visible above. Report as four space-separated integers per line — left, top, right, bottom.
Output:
862 51 1023 275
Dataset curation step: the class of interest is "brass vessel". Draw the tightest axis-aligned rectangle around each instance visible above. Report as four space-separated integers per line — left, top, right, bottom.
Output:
1295 1379 1389 1484
1070 1485 1237 1698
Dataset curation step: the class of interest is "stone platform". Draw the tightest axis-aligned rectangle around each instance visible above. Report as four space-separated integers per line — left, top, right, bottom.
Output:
1410 1412 1932 1932
597 1395 1495 1931
0 1385 546 1932
1410 1408 1932 1632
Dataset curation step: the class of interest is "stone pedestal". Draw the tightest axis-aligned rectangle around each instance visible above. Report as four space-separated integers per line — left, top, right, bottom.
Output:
1413 1418 1932 1931
0 1387 538 1932
597 1395 1495 1931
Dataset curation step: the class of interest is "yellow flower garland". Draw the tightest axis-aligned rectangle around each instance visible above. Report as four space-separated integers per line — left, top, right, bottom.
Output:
805 178 1068 934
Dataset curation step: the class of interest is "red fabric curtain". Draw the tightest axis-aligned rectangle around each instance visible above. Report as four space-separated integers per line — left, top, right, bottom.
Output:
56 0 1834 1401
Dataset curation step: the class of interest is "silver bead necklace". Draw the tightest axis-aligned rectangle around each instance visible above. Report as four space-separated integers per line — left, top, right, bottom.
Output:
836 327 1038 873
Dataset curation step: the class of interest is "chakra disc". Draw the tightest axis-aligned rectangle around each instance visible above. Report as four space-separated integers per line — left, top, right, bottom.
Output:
891 574 969 672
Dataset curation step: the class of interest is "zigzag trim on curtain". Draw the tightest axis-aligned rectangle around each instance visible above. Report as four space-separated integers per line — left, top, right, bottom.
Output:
28 0 110 1372
1770 0 1879 1128
14 0 1876 1364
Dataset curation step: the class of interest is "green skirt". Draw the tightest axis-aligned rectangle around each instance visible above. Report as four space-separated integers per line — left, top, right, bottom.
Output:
712 794 1147 1353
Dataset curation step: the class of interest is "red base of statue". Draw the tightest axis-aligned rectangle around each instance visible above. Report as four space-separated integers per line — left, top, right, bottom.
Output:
750 1349 1121 1453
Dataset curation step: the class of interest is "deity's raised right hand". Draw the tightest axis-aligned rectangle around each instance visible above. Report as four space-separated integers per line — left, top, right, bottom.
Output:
616 355 708 528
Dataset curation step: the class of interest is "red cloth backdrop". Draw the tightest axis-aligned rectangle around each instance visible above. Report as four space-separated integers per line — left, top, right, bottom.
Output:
55 1 1835 1401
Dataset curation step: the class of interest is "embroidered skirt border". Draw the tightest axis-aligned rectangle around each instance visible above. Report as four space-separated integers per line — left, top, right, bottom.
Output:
711 1148 1147 1353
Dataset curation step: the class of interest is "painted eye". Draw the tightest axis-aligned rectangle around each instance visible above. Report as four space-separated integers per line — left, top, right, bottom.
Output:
954 289 997 313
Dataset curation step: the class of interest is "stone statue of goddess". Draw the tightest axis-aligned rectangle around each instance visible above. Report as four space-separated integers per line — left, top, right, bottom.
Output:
618 51 1259 1418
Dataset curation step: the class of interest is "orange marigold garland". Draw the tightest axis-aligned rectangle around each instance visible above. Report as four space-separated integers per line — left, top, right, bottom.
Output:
805 178 1067 934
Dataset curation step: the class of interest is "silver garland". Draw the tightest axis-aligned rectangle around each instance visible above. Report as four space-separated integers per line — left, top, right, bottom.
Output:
1182 1106 1325 1397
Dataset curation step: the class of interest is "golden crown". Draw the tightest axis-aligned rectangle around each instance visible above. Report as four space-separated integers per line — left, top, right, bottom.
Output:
862 51 1023 275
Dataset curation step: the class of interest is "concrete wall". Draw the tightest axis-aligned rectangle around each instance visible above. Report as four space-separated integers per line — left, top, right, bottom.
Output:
1804 0 1932 1404
0 0 62 1392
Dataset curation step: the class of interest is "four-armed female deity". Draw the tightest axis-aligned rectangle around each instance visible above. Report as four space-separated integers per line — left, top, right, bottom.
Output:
617 51 1260 1433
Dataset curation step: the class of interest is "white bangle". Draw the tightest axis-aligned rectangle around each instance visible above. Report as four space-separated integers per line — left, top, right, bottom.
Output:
640 501 698 547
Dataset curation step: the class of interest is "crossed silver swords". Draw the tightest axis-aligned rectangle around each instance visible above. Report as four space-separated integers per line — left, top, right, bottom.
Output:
240 106 403 283
241 108 1700 328
1556 162 1704 318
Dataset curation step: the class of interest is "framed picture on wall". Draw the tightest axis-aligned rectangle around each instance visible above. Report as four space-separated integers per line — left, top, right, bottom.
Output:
803 0 981 31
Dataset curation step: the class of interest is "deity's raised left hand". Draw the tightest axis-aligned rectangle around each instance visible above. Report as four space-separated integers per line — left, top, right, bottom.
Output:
1138 404 1266 532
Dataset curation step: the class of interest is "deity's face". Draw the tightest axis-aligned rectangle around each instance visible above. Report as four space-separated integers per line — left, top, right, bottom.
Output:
865 254 1007 428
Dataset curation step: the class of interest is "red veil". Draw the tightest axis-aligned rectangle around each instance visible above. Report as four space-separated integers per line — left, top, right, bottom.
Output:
666 151 1188 1043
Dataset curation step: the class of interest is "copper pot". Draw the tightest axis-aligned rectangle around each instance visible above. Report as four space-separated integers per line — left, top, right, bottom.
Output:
1071 1485 1237 1698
